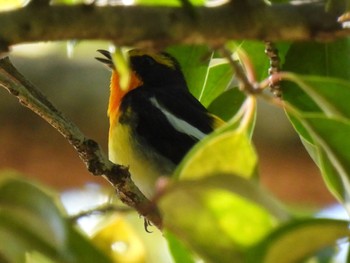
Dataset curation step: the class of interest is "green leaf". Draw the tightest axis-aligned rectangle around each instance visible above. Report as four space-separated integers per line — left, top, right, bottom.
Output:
286 113 350 203
208 88 246 122
282 73 350 202
159 174 289 263
199 61 233 107
247 218 349 263
236 41 290 81
165 231 196 263
177 130 257 179
0 172 112 263
135 0 205 5
283 39 350 80
176 95 257 180
167 45 211 100
282 39 350 116
283 74 350 119
300 116 350 203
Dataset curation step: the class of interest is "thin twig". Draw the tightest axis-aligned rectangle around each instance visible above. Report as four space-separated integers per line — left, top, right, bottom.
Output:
69 204 133 222
0 57 163 230
219 47 260 94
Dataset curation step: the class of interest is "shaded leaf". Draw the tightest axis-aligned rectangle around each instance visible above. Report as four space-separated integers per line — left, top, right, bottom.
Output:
165 231 196 263
0 173 112 263
283 74 350 119
283 39 350 79
301 116 350 203
282 73 350 203
167 45 211 99
208 87 246 122
247 218 349 263
236 41 290 81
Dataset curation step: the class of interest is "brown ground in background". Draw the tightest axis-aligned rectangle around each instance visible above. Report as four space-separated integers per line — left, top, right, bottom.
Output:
0 125 335 208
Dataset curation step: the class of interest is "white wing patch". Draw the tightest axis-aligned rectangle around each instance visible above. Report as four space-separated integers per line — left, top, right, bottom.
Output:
149 97 207 140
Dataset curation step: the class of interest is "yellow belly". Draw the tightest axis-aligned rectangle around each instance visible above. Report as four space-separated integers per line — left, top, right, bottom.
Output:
108 121 174 197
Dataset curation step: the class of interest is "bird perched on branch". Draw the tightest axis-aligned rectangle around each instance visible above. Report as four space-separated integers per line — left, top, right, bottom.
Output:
96 49 223 196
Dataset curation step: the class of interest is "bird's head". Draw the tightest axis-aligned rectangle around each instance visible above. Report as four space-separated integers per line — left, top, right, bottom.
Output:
96 49 187 122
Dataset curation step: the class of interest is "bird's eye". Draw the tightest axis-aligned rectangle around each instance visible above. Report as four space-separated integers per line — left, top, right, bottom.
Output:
143 56 156 66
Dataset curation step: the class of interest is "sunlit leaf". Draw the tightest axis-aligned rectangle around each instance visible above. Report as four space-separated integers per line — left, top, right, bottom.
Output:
199 61 233 107
0 173 112 263
176 96 257 179
178 130 257 179
135 0 205 6
51 0 84 4
112 48 131 92
0 0 24 10
247 218 349 263
159 174 289 263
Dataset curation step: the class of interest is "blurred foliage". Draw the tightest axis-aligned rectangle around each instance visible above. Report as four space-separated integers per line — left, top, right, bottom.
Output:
1 1 350 263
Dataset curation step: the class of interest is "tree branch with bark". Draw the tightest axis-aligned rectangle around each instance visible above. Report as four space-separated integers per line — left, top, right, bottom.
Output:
0 57 162 229
0 1 348 52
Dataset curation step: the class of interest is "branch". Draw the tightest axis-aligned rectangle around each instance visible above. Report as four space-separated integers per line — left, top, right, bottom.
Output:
0 2 347 49
0 57 162 230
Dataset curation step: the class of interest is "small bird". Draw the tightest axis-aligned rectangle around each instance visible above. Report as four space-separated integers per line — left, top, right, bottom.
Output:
96 49 223 196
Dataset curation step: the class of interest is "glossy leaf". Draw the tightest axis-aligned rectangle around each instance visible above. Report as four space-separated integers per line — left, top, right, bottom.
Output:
0 173 112 263
176 97 257 179
301 116 350 203
247 218 349 263
159 174 289 263
178 130 257 179
167 45 211 99
282 73 350 202
199 61 233 107
283 74 350 119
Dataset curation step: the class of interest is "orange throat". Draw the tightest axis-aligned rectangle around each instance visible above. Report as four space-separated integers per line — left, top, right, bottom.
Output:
108 71 143 125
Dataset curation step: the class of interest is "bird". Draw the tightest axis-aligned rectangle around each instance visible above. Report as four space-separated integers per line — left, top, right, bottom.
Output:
96 49 223 197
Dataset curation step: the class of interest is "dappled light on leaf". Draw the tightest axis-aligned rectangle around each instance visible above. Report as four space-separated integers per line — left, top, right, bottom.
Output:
159 174 289 263
177 96 257 179
178 131 257 179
